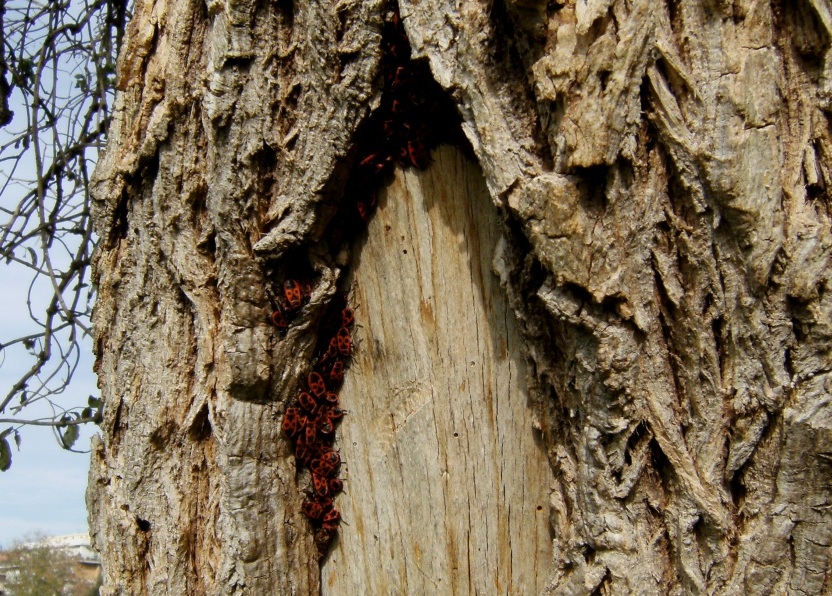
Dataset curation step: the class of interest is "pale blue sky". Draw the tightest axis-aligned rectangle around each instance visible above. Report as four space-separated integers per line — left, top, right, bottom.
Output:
0 262 96 548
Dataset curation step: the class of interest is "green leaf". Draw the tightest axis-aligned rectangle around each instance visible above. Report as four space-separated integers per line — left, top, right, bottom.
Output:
74 73 89 93
13 57 34 86
0 438 11 471
60 423 79 450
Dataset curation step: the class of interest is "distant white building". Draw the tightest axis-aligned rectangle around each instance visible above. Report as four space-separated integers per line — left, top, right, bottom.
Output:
20 533 100 566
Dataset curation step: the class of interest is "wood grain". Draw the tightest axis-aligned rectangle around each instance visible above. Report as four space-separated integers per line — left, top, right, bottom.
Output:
322 145 552 594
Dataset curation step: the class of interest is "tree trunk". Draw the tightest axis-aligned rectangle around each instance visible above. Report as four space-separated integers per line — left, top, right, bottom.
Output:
88 0 832 594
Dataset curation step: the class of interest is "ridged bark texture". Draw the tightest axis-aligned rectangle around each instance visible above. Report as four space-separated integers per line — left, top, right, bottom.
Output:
88 0 832 593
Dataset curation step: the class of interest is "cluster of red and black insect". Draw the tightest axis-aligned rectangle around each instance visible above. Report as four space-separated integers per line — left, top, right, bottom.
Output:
279 291 354 553
274 5 461 558
269 279 313 332
331 7 462 235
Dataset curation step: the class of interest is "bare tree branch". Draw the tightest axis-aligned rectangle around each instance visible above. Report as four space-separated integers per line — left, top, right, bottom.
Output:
0 0 128 457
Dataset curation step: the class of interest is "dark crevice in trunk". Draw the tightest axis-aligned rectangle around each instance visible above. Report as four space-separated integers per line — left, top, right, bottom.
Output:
112 151 160 246
188 404 213 441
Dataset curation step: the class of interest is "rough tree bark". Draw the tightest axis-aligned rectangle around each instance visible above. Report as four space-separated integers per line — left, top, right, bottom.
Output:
88 0 832 594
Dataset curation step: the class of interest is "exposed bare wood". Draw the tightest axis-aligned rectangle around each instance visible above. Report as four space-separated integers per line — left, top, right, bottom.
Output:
323 145 552 593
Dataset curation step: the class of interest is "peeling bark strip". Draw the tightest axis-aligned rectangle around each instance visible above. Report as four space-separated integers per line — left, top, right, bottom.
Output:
89 0 831 593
